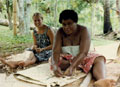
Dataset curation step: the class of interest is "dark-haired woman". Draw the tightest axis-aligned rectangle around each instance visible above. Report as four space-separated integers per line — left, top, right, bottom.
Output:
50 9 115 86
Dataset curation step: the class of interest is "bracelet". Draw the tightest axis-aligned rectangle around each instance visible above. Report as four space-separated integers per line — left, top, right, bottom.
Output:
52 64 57 71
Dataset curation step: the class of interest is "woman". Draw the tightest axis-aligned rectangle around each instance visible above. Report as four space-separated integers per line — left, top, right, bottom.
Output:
51 9 114 86
0 12 54 68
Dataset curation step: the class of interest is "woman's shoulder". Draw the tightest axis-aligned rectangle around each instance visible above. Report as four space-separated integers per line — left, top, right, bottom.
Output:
56 27 64 35
57 27 64 32
77 24 87 30
77 24 89 33
43 25 51 30
77 24 90 37
43 25 55 37
32 28 37 34
43 25 53 33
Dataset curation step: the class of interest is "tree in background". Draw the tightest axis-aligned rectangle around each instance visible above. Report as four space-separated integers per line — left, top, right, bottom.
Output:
13 0 17 36
0 0 3 12
24 0 32 34
17 0 32 35
103 0 113 34
17 0 25 35
6 0 13 30
0 0 118 36
69 0 88 13
116 0 120 32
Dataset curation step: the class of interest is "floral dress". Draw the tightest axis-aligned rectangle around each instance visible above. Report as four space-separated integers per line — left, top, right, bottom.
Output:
33 28 52 62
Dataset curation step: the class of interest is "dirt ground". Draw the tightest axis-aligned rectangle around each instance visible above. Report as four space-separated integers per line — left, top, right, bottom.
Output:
0 42 120 87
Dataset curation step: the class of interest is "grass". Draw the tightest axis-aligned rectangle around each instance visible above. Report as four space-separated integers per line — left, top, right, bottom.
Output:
0 25 118 57
0 25 33 57
91 38 116 46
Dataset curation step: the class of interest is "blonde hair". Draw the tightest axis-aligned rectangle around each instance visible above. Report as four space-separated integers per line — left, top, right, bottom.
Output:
32 12 43 20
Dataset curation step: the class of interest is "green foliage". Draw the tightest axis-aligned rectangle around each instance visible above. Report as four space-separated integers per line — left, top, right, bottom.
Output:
4 0 13 10
0 0 119 57
0 25 33 55
0 27 32 45
100 0 116 7
0 0 119 34
0 0 4 12
70 0 89 13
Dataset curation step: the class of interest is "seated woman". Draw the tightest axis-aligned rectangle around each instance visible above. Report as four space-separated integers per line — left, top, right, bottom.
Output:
0 12 54 68
50 9 115 86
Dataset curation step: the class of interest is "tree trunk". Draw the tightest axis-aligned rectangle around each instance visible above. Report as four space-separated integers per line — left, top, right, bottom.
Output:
17 0 25 35
13 0 17 36
116 0 120 32
103 0 113 34
91 4 96 38
54 0 57 28
6 0 13 30
24 0 31 34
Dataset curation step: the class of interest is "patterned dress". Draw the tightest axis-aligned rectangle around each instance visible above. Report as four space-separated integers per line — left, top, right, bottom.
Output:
33 28 52 62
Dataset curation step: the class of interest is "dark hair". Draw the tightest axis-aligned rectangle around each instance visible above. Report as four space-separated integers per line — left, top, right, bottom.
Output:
32 12 43 20
59 9 78 23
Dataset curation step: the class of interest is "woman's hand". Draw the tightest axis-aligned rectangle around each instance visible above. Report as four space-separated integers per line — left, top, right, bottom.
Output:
64 56 84 76
32 45 37 50
53 64 63 77
64 66 74 76
35 48 44 53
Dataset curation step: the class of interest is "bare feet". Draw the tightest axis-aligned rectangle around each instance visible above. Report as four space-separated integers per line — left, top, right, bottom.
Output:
18 61 31 67
0 58 18 68
93 79 116 87
18 61 26 67
0 58 6 64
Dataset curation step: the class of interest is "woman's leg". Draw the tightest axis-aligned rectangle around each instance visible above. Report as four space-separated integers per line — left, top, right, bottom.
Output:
24 56 37 67
92 57 117 87
19 52 37 67
0 57 20 68
92 56 106 80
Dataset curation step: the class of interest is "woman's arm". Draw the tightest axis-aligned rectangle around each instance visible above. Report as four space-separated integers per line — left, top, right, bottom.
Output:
42 28 54 51
71 27 91 69
52 29 64 77
52 29 62 65
32 31 37 50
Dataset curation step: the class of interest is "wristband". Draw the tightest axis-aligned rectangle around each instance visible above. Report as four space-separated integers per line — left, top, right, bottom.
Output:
52 64 57 71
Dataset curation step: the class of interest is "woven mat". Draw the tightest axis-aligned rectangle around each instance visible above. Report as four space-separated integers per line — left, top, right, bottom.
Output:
14 63 86 87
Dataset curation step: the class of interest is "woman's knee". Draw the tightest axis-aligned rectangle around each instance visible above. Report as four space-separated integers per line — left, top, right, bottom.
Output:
94 56 105 64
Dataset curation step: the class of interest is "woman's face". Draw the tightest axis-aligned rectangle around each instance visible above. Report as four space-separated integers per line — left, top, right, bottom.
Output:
33 16 43 28
61 19 77 35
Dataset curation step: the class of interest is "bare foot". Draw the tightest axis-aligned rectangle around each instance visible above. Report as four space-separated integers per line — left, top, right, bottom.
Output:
0 58 18 68
22 62 30 67
6 61 18 68
18 61 25 67
18 61 30 67
0 58 6 64
93 79 116 87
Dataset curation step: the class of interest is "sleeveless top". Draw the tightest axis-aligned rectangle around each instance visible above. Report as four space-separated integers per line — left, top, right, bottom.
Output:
33 28 52 62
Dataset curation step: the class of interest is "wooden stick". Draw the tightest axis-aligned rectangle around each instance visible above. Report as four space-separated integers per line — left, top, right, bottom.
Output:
79 72 92 87
13 0 17 36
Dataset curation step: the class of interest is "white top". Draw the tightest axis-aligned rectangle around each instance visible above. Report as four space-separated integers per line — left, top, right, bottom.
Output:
62 43 95 56
62 46 79 56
